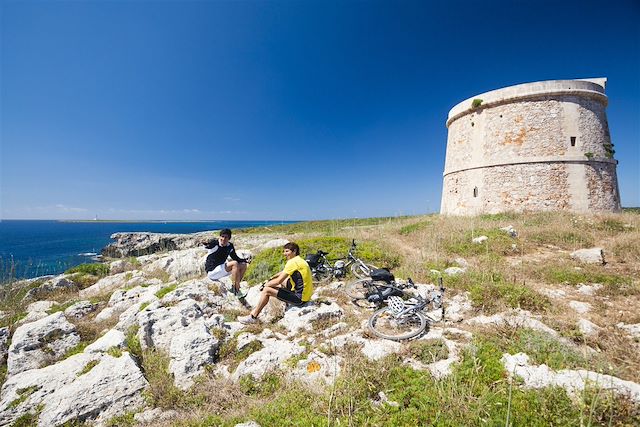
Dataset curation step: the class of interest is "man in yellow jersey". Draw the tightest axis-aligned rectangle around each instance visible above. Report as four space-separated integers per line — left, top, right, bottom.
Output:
238 242 313 324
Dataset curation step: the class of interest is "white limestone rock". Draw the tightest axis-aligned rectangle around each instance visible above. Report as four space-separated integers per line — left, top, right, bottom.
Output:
95 284 162 322
472 235 488 244
0 352 147 426
500 225 518 237
323 322 349 338
7 312 81 376
18 300 57 325
290 350 342 386
444 267 465 276
38 353 147 426
467 309 558 336
502 352 640 404
570 247 605 265
109 259 139 275
84 329 126 353
136 298 221 389
27 301 56 313
134 408 178 424
328 331 402 361
278 302 343 336
80 270 161 299
232 338 305 380
257 238 289 251
235 422 262 427
444 292 473 322
63 300 98 319
244 285 284 323
616 323 640 339
577 283 603 296
236 332 259 351
142 248 205 281
577 319 600 337
169 320 219 390
24 275 79 300
568 300 591 314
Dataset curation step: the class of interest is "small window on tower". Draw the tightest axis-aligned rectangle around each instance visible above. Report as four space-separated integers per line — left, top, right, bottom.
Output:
570 136 576 147
473 187 478 198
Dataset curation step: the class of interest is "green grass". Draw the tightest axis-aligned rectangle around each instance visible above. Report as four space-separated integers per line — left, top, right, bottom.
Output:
398 220 432 235
238 216 410 235
8 385 40 409
155 284 178 299
444 228 518 257
525 230 595 249
239 372 281 397
482 328 597 371
542 265 637 296
124 326 142 360
106 347 123 358
105 412 136 427
218 338 264 371
77 360 100 376
447 271 550 313
65 263 109 277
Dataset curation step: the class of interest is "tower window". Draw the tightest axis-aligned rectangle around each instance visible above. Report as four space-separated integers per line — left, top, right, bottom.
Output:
473 187 478 198
570 136 576 147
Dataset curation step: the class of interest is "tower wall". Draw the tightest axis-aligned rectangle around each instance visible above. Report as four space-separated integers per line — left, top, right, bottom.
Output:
441 78 621 215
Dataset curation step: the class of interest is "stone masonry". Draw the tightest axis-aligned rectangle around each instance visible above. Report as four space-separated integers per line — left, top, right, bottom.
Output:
441 78 621 215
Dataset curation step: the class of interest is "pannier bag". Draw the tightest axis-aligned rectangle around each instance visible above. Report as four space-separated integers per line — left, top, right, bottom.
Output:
305 253 322 268
370 268 394 283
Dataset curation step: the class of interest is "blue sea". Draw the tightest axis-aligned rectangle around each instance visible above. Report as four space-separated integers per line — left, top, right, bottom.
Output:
0 220 294 281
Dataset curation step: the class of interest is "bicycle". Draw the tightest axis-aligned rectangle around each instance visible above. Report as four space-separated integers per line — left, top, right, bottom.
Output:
367 277 445 341
305 240 377 283
344 269 413 308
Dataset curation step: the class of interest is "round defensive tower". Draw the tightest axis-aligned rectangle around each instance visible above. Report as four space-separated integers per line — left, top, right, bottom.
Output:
440 78 621 216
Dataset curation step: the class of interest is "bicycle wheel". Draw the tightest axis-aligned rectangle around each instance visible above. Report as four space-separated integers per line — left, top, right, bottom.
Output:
351 262 377 279
368 307 427 341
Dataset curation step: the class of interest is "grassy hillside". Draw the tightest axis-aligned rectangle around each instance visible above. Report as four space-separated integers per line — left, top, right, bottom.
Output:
2 211 639 426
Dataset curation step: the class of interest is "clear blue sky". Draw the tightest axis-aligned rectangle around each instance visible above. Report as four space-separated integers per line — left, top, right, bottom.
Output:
1 0 638 220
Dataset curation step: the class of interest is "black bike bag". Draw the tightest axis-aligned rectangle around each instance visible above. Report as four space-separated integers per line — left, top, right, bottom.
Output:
370 268 394 283
305 253 322 268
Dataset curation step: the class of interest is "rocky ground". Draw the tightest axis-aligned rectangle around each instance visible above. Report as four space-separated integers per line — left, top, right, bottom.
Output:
0 214 639 426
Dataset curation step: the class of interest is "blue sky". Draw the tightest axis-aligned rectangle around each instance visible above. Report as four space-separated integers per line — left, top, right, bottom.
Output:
1 0 638 220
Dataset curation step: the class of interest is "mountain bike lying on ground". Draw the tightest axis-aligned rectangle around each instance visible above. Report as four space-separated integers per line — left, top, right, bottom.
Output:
344 268 413 308
305 240 377 283
367 277 445 341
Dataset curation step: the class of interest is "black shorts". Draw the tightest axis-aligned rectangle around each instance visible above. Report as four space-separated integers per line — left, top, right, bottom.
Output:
276 288 303 305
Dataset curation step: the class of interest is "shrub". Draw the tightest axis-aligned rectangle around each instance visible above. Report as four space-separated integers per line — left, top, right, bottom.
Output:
471 98 483 108
239 372 281 397
405 339 449 363
65 263 109 277
457 271 549 313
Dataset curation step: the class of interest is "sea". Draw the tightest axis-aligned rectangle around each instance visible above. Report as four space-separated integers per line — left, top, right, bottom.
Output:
0 220 295 281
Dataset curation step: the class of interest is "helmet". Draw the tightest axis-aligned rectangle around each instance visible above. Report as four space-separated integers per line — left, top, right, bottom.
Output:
387 296 405 315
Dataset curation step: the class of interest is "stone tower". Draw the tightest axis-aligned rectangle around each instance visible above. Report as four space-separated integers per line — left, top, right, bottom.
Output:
441 78 621 215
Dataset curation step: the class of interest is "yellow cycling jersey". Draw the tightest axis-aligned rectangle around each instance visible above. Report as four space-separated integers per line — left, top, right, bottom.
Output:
283 255 314 302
